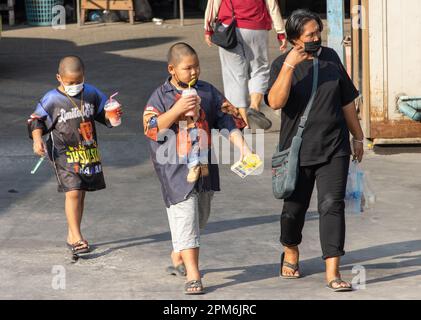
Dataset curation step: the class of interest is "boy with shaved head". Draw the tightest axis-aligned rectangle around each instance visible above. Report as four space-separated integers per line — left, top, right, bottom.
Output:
143 42 250 295
27 55 122 255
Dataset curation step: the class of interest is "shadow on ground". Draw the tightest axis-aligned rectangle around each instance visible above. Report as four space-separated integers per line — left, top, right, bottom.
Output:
0 35 182 217
74 212 421 292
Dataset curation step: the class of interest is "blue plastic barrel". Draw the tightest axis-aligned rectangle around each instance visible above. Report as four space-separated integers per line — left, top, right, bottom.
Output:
25 0 64 26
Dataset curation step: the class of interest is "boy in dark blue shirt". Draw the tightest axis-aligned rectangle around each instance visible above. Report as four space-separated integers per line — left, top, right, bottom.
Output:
143 43 251 295
28 56 122 255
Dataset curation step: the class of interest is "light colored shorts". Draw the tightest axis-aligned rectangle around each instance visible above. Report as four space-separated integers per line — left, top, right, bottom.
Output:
166 191 214 252
219 28 270 108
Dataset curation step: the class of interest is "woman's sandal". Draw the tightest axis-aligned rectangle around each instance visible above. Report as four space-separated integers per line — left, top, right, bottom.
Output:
67 239 90 255
166 264 187 277
184 280 205 295
247 108 272 130
280 252 301 279
326 278 353 292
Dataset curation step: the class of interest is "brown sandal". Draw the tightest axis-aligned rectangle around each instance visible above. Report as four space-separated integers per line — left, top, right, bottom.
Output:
280 252 301 279
184 280 205 295
67 239 90 254
326 278 353 292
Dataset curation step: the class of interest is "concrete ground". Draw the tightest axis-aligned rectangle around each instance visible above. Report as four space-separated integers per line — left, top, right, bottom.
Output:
0 19 420 300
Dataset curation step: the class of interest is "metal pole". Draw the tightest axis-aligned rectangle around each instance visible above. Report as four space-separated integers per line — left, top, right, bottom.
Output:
327 0 345 63
351 0 360 90
76 0 81 27
361 0 371 138
180 0 184 26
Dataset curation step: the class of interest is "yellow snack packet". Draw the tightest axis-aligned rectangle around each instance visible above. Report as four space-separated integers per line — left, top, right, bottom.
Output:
231 154 263 178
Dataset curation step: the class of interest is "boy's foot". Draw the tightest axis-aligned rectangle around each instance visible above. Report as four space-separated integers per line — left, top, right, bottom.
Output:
187 166 201 183
67 239 90 254
184 279 205 295
166 264 187 277
168 251 186 276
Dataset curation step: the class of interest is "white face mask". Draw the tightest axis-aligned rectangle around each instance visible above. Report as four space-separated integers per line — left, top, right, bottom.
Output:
63 82 84 97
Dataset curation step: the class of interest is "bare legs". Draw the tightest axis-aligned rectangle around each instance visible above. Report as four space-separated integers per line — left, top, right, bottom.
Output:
65 190 87 249
171 248 202 293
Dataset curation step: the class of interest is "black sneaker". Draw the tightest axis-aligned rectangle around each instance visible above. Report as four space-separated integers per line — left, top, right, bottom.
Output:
247 108 272 130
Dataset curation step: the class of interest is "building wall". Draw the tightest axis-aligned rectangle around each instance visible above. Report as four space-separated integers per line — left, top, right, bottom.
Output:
367 0 421 140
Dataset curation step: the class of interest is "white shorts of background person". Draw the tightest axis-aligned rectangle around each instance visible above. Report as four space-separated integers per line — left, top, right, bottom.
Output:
218 28 272 129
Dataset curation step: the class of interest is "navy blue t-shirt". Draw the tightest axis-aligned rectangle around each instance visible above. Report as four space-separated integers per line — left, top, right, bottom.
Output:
143 78 237 208
27 84 111 192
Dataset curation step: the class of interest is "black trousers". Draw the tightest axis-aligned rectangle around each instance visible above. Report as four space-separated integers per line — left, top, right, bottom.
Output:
280 156 350 260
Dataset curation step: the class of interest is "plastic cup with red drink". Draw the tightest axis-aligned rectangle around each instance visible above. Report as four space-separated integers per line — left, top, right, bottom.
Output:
104 92 122 127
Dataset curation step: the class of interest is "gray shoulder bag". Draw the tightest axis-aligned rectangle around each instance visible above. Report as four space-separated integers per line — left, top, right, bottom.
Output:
272 57 319 200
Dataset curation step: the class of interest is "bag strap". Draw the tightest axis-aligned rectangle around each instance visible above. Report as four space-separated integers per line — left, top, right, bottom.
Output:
276 57 319 152
228 0 235 18
296 57 319 138
215 0 235 21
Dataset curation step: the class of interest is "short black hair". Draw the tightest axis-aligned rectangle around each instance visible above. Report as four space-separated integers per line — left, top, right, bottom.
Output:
167 42 198 65
285 9 324 45
58 55 85 76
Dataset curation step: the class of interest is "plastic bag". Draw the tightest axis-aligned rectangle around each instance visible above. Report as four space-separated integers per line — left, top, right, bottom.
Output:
345 160 364 214
362 170 376 209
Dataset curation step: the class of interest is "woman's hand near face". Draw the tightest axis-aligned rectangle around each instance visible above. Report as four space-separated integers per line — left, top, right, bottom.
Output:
284 45 310 68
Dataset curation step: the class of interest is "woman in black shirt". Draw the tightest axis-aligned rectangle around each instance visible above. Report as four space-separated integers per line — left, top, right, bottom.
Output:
265 9 364 292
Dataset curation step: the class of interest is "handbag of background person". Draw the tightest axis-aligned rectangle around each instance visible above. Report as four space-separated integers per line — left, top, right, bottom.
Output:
211 0 237 50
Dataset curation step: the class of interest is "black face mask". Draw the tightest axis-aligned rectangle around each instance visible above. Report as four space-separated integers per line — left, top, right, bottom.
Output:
304 39 322 54
173 72 198 89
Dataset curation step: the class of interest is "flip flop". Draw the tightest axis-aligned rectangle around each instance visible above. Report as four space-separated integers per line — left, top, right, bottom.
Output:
247 108 272 130
66 239 90 255
166 264 187 277
326 278 353 292
280 252 301 279
184 279 205 295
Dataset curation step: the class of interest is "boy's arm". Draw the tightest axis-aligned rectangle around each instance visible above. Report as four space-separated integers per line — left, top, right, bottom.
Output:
211 86 253 158
157 95 197 130
32 129 46 157
143 94 197 141
27 98 53 157
155 105 181 130
229 129 252 160
92 87 114 128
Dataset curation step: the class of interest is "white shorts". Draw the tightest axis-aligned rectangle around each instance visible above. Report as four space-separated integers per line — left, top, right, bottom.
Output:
166 191 214 252
219 28 270 108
